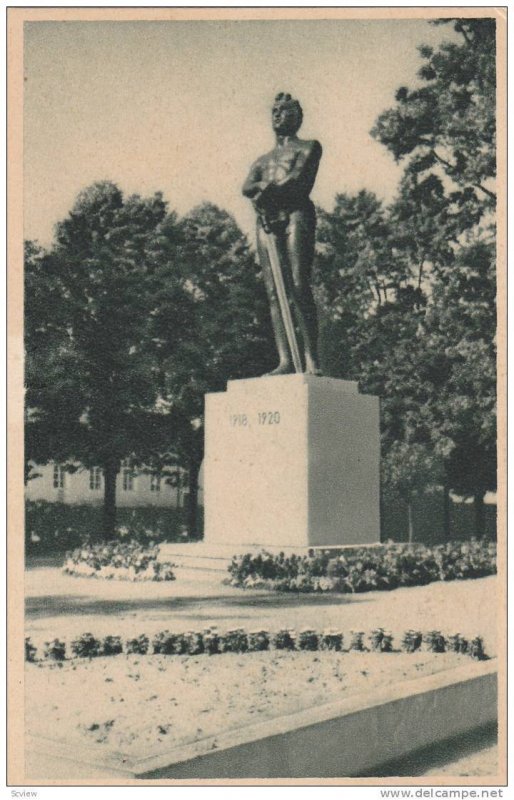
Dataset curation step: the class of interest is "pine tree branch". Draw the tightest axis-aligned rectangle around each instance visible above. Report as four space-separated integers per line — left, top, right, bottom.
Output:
472 183 496 201
432 149 496 200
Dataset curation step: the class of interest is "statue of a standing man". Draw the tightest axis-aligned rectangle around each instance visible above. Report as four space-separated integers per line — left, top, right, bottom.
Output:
243 92 322 375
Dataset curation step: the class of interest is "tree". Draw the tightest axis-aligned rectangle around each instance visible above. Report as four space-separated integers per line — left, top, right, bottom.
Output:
314 183 495 538
355 278 448 539
382 442 443 543
371 18 496 223
153 202 275 535
370 18 497 534
314 191 397 380
421 239 497 535
25 181 174 537
25 240 68 482
313 192 441 535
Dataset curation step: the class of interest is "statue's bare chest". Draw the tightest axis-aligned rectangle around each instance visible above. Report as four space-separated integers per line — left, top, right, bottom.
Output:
261 147 301 182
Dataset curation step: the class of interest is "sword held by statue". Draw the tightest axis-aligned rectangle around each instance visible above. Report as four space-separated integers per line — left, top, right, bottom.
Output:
255 205 303 374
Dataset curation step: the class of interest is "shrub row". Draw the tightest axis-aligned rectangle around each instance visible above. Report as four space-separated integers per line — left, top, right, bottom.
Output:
227 539 496 594
25 628 487 663
62 540 175 581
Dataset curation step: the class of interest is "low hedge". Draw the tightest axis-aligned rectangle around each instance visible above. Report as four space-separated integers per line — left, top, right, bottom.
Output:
227 539 496 594
25 627 488 663
63 540 175 582
26 500 202 554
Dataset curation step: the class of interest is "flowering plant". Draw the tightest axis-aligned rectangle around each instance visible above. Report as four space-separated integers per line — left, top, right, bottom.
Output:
27 626 490 663
469 636 486 660
298 629 319 651
350 631 366 651
272 629 296 650
369 628 385 651
44 639 66 661
126 634 149 655
248 630 270 651
25 637 37 662
203 629 221 655
228 540 496 595
423 631 446 653
63 540 175 582
220 629 249 653
101 635 123 656
71 633 100 659
401 630 423 653
320 631 343 651
447 633 469 654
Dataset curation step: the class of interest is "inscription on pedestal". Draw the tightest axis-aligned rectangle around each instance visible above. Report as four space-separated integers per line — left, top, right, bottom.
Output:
229 411 281 428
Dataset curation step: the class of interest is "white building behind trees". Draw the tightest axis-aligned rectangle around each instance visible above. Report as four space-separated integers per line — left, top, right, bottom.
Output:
25 462 204 509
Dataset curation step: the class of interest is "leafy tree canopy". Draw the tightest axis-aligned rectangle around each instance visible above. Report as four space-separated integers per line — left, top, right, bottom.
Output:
371 18 496 226
25 181 183 535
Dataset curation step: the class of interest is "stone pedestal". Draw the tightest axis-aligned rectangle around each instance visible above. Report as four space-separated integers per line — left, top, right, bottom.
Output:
204 374 380 548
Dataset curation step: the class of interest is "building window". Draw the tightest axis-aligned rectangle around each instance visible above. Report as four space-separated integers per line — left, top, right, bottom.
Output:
150 475 161 492
122 469 134 492
89 467 102 491
53 464 65 489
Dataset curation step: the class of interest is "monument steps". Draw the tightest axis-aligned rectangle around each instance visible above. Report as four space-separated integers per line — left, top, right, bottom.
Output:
158 540 384 574
158 542 236 574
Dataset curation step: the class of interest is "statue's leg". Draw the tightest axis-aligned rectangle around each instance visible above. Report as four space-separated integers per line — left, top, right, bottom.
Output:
284 208 320 374
256 224 293 374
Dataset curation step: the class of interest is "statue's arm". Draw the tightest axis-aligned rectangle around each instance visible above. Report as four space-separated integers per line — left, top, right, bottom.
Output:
273 140 322 201
242 158 267 200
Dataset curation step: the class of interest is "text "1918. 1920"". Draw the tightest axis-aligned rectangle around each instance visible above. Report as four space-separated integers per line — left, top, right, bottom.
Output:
229 411 281 427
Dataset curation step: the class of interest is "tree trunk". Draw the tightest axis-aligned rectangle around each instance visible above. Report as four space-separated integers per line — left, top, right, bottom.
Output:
474 489 486 538
102 458 119 540
186 458 201 539
379 484 384 543
407 500 414 544
442 480 451 541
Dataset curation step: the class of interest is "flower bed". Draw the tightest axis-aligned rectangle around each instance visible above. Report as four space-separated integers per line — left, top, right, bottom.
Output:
227 540 496 594
62 540 175 582
25 627 488 663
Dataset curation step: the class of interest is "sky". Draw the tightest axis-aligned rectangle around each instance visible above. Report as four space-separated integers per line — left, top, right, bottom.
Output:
24 18 459 246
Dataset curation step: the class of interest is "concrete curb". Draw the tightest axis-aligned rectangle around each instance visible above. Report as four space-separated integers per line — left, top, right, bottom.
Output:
26 659 497 780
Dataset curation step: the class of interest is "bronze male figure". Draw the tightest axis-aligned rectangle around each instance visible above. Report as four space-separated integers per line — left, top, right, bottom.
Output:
243 92 322 375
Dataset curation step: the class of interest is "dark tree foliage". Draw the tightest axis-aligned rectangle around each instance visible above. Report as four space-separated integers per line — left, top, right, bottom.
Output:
25 182 173 537
314 191 397 380
421 239 497 531
315 19 496 536
314 192 442 539
372 18 496 221
25 188 275 541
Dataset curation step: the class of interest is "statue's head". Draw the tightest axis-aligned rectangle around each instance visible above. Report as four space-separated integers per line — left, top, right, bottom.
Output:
272 92 303 136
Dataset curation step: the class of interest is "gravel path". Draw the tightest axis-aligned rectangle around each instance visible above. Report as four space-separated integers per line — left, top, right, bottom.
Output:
26 650 472 761
25 564 497 657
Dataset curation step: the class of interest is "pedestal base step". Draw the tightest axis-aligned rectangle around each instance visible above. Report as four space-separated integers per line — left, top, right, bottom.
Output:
158 542 236 573
158 541 384 573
